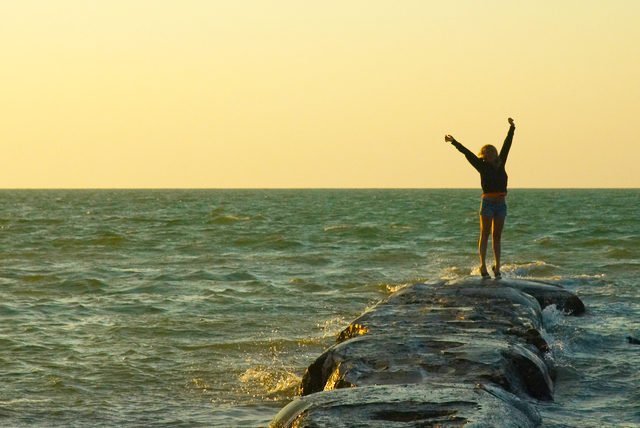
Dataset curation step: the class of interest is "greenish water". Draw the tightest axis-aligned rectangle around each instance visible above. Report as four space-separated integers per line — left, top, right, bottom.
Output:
0 190 638 427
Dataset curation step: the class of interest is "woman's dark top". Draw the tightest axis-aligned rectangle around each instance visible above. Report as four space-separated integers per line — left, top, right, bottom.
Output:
450 125 515 194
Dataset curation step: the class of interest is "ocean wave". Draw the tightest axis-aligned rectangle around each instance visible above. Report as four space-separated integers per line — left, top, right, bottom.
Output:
210 214 252 225
317 315 349 339
287 278 327 294
390 223 413 231
0 305 21 317
364 249 424 263
48 232 129 249
50 237 84 249
0 398 53 405
233 235 303 250
597 260 640 274
323 224 350 233
127 215 161 224
15 217 66 226
323 224 382 238
279 254 332 266
533 235 554 245
579 237 619 247
542 304 567 330
182 269 219 281
544 274 608 289
503 261 560 277
208 206 264 225
19 273 62 284
549 227 587 236
238 366 300 399
439 266 471 280
384 283 409 294
163 218 192 227
175 336 321 352
605 247 637 258
60 277 108 290
90 232 127 247
188 377 212 393
104 303 167 315
223 271 258 281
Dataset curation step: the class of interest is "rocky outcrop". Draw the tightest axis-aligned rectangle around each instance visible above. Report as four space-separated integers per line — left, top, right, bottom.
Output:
271 278 584 427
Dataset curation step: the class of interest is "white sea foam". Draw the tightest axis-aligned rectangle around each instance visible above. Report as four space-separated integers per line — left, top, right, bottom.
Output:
439 265 470 280
323 224 351 232
317 316 348 339
385 282 409 294
502 261 559 278
238 367 301 398
542 304 565 330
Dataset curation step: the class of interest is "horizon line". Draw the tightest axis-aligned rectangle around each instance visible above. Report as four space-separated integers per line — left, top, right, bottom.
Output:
0 187 638 191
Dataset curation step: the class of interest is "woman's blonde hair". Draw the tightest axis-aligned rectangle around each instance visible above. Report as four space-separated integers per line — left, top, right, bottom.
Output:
478 144 498 160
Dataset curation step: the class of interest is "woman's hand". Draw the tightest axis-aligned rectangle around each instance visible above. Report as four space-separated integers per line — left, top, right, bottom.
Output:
444 134 455 143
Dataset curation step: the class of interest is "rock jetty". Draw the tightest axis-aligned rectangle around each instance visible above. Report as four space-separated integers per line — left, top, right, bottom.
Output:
271 278 584 427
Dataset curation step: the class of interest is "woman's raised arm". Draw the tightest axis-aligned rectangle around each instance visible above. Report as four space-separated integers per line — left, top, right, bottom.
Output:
446 134 483 171
499 118 516 164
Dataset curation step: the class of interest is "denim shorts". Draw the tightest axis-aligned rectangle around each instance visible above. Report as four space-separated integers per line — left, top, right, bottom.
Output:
480 198 507 219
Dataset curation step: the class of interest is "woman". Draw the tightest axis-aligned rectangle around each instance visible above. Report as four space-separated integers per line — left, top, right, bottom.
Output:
445 117 515 279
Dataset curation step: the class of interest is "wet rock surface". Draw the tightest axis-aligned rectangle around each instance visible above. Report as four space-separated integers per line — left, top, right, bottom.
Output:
271 278 585 427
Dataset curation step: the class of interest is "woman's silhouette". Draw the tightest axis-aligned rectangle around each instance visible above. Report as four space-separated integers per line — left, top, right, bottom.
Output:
445 118 516 279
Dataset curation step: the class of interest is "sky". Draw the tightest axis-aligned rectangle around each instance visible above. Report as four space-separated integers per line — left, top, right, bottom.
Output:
1 0 639 188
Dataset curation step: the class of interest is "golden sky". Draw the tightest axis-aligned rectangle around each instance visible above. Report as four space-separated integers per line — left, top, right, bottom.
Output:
1 1 638 188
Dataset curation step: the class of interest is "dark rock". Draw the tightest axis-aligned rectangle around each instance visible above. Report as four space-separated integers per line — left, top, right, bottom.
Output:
498 278 585 315
272 278 585 427
272 383 541 428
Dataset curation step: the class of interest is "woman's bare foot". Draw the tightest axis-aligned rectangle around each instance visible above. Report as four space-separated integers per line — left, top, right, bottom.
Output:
492 265 502 279
480 266 490 279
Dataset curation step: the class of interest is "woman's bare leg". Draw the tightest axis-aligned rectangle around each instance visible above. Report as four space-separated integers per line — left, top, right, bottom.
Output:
492 217 505 275
479 215 493 275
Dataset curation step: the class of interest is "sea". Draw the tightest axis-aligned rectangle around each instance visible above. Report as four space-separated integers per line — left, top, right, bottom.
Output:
0 189 638 427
